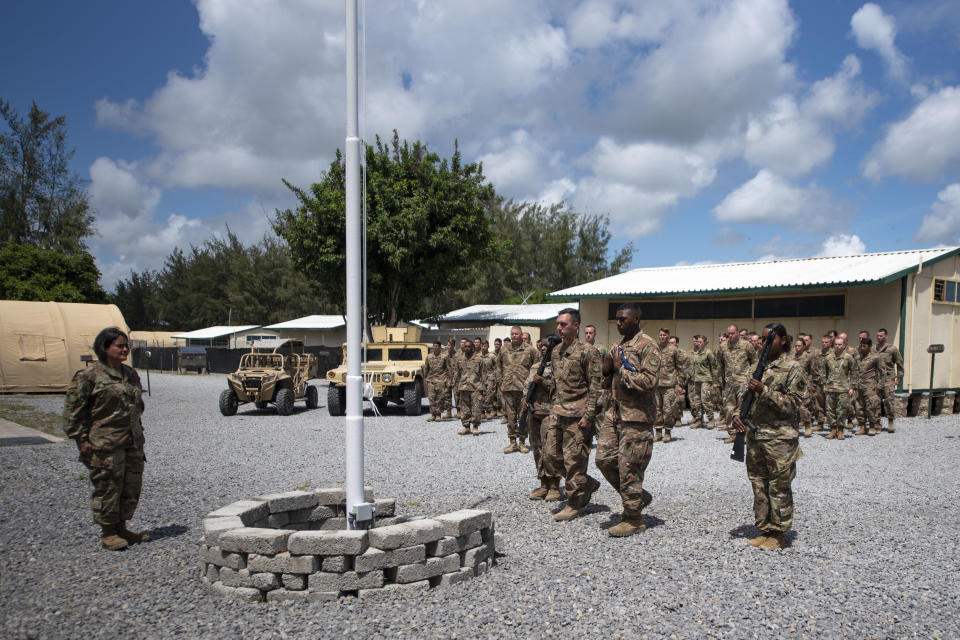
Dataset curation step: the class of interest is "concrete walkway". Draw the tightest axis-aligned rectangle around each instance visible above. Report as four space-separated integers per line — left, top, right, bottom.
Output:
0 417 64 446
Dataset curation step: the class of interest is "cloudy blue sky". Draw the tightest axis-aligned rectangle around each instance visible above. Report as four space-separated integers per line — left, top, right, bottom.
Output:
3 0 960 289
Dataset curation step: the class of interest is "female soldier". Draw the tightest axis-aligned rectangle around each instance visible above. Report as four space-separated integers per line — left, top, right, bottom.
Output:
64 327 148 550
732 322 805 551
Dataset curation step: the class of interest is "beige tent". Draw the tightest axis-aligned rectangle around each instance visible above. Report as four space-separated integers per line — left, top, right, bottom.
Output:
130 331 183 348
0 300 129 392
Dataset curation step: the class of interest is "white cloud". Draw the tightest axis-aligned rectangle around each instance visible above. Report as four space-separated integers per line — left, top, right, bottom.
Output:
477 130 557 200
89 158 162 246
851 3 909 80
713 170 854 230
818 233 866 256
751 234 808 260
915 183 960 244
863 86 960 181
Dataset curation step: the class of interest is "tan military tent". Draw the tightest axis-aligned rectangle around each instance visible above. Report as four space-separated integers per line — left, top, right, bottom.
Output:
0 300 129 392
130 331 183 348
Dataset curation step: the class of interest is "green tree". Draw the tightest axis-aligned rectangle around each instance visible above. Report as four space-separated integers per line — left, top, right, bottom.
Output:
0 100 94 253
275 132 496 326
0 243 107 302
111 270 162 330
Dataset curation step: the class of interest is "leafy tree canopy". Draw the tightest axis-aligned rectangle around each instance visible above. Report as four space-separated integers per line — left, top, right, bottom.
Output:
0 243 107 303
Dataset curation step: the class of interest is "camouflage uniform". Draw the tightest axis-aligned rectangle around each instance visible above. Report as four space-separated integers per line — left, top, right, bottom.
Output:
596 332 660 519
482 351 499 415
523 361 560 483
824 350 857 432
498 343 538 442
423 351 450 419
543 339 603 509
443 348 457 413
451 349 465 413
592 342 610 438
453 351 487 430
687 346 719 427
740 353 805 534
856 350 885 431
844 345 860 423
63 361 146 527
791 350 813 427
718 339 757 427
654 342 686 434
809 347 829 425
876 341 904 421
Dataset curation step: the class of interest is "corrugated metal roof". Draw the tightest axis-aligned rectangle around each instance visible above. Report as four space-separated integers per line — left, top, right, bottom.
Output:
438 303 579 323
263 315 345 330
171 325 260 339
549 248 960 298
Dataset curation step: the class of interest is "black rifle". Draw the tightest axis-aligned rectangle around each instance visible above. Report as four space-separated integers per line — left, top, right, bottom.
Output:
517 334 563 438
731 331 775 462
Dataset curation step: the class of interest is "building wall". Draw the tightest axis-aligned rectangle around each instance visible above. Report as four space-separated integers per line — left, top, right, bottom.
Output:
272 327 346 347
903 255 960 391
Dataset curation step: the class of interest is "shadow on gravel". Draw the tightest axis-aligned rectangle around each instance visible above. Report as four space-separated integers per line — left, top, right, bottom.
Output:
727 525 797 547
146 524 190 542
468 496 495 509
598 512 666 531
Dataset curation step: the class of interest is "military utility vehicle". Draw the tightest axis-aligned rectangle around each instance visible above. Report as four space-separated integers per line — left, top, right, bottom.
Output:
326 325 428 416
219 339 319 416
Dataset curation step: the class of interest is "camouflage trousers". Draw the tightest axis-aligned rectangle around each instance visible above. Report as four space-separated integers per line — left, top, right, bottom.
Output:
528 413 561 482
722 380 745 427
689 382 718 425
856 385 882 426
483 384 499 413
544 415 597 509
502 390 524 439
426 380 448 417
654 386 680 428
879 380 902 419
457 390 484 427
746 435 800 533
806 386 825 423
595 414 654 519
84 447 145 526
824 391 849 428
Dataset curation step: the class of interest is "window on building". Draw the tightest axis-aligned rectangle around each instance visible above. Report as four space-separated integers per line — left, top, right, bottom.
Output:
934 278 958 304
754 295 845 318
607 301 673 320
676 299 752 319
934 279 946 301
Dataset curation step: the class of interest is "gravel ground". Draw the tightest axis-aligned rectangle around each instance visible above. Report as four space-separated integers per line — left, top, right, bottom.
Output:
2 372 959 639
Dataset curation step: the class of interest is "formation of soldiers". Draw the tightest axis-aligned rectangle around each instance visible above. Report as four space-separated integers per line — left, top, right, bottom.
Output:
422 317 905 544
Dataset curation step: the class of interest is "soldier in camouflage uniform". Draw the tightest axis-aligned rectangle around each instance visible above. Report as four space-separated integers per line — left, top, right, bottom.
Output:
63 328 148 551
824 337 857 440
732 322 805 551
839 333 860 428
718 324 757 444
809 334 831 431
668 335 688 427
654 329 685 442
442 339 457 419
596 303 661 537
480 340 498 419
491 338 504 416
854 338 885 436
423 341 450 422
585 324 608 443
544 308 603 522
687 335 719 428
875 328 904 432
791 339 814 431
522 339 561 501
498 326 538 454
453 340 487 436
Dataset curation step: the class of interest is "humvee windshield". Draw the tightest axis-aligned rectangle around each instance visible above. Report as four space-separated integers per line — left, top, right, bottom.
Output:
388 348 424 361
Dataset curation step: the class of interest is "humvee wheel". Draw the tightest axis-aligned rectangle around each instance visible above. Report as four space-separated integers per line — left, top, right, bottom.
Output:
219 389 238 416
327 385 346 416
275 388 294 415
255 401 268 410
305 384 319 409
403 380 423 416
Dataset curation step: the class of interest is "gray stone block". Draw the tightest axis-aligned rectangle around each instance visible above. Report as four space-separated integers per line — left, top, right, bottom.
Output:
219 528 292 555
288 507 316 523
318 517 348 530
438 567 474 587
354 548 387 572
287 530 368 555
219 568 251 588
205 564 220 582
434 509 492 537
285 522 310 531
314 488 345 506
281 573 307 590
426 536 459 557
374 515 409 527
201 546 246 570
391 544 426 565
321 555 351 573
202 517 244 545
475 560 489 576
309 570 383 592
307 505 336 521
372 498 395 517
425 556 446 578
205 581 263 602
206 500 269 525
359 580 429 601
481 524 495 542
461 543 493 568
388 562 427 584
305 591 339 603
250 572 280 591
440 553 460 574
253 490 318 514
247 552 318 574
266 588 310 602
456 531 482 551
368 519 443 550
266 512 290 528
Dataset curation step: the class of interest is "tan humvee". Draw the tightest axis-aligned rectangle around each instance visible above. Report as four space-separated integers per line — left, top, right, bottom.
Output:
326 326 428 416
219 339 319 416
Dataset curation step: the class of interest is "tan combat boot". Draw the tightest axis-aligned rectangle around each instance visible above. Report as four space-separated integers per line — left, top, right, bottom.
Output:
674 418 683 428
690 421 701 430
663 429 672 443
887 418 895 433
707 420 715 429
804 425 814 438
837 428 846 440
503 438 519 454
582 476 601 505
472 425 480 436
748 532 769 547
458 426 471 436
118 522 149 544
553 505 580 521
501 416 509 424
544 480 562 502
609 516 646 537
517 438 530 454
723 431 736 444
825 426 837 439
867 423 877 436
426 415 435 422
529 480 549 500
442 410 452 420
854 425 866 436
654 429 663 442
759 532 785 550
100 525 129 551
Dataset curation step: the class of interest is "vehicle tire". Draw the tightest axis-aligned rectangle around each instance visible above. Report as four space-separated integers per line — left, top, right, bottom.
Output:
328 385 346 416
403 380 423 416
305 385 319 409
255 401 268 410
219 389 238 416
275 388 294 416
